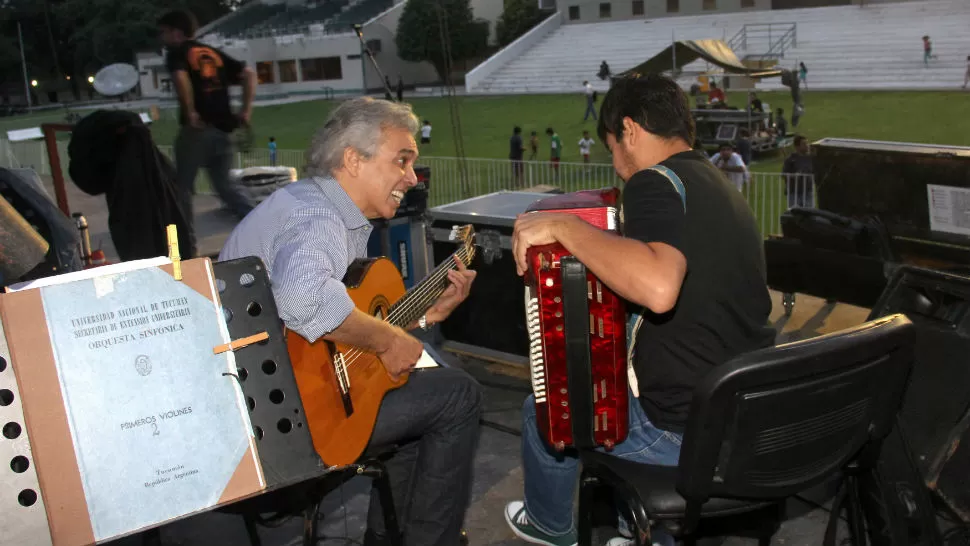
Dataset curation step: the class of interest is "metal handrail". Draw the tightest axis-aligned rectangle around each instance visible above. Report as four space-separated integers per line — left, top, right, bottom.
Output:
728 22 797 54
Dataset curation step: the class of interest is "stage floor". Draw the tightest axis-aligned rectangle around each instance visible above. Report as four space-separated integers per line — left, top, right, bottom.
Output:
96 294 870 546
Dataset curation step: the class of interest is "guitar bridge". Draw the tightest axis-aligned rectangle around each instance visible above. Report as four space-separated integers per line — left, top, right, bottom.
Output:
333 352 354 417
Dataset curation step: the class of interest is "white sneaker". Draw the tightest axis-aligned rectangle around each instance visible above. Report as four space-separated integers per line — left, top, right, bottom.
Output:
605 536 672 546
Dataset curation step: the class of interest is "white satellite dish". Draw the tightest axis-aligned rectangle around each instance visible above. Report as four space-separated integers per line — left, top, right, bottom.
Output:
92 63 139 96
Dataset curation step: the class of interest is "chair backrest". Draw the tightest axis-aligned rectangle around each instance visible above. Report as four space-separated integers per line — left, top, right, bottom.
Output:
676 313 915 504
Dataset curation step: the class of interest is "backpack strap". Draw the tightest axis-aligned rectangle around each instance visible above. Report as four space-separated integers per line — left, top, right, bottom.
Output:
646 165 687 213
626 165 687 398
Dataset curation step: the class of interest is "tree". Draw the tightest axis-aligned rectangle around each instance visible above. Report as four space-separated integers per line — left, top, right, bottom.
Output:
395 0 488 81
495 0 544 47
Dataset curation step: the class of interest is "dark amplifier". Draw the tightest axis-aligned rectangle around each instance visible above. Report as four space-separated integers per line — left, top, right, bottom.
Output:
428 191 552 362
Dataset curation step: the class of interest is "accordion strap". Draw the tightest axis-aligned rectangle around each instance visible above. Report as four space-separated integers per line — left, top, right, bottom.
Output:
627 165 688 398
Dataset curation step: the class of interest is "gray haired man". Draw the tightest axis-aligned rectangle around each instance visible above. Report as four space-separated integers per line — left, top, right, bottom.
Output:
220 97 483 546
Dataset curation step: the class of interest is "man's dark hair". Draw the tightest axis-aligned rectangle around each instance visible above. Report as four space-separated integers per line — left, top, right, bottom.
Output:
596 73 695 146
719 143 733 152
545 127 553 135
793 134 807 147
157 9 198 38
513 126 521 134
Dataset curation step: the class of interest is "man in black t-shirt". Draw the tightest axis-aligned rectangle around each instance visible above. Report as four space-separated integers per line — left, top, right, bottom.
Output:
505 74 775 546
158 9 257 220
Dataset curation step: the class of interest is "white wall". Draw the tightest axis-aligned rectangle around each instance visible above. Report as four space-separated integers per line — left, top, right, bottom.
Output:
561 0 773 23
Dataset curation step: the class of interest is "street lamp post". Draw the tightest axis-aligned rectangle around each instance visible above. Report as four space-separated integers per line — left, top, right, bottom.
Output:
17 21 32 109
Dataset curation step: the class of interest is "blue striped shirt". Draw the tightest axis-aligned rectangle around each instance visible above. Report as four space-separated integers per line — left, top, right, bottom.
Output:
219 176 373 343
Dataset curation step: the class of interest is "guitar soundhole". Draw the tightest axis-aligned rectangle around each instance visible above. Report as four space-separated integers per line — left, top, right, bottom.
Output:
277 418 293 434
216 278 226 293
0 389 13 406
239 273 255 287
246 396 255 411
253 426 263 440
222 306 233 324
247 302 262 317
262 360 277 375
269 389 285 404
237 367 248 381
0 356 6 372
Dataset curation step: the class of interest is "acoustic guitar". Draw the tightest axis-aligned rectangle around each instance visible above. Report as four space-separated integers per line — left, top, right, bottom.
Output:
286 225 477 467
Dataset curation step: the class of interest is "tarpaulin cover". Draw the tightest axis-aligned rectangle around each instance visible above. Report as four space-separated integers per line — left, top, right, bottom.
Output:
619 39 784 78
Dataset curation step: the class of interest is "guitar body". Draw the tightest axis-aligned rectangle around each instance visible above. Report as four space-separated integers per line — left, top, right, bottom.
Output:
286 257 410 467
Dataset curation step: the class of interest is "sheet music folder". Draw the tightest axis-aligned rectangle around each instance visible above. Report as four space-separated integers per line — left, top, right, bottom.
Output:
0 257 265 546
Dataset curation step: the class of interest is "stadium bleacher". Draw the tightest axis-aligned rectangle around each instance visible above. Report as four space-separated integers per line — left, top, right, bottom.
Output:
202 0 396 39
471 0 970 93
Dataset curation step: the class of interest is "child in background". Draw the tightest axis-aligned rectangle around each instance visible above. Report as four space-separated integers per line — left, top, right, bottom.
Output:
578 130 595 164
546 127 561 175
529 131 539 160
420 120 432 146
268 136 277 166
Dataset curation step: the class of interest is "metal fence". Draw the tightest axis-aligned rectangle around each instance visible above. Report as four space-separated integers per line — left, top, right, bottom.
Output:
0 140 815 237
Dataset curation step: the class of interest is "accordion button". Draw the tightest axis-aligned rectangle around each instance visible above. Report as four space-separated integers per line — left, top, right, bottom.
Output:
545 278 554 287
560 388 567 394
555 311 562 318
560 400 567 407
561 413 569 419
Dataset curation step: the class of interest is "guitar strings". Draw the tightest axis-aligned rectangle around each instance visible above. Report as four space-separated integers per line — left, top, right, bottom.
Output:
335 244 475 373
336 246 470 372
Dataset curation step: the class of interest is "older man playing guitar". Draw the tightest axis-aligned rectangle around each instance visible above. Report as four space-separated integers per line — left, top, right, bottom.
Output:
220 97 482 546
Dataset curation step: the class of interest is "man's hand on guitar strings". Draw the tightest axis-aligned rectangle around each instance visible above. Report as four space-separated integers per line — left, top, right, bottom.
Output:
426 255 476 324
512 212 575 276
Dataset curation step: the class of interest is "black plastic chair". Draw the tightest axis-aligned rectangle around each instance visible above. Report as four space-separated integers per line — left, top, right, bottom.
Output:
578 313 916 546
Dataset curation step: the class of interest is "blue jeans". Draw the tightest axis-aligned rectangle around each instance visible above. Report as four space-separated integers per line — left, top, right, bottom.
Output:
522 387 682 539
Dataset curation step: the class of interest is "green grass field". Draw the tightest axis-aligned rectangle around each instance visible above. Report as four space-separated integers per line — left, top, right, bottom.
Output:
141 89 970 174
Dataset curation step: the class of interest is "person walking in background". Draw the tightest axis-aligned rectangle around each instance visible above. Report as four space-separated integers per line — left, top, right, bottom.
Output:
799 62 808 89
735 128 752 166
546 127 561 176
529 130 539 160
396 75 404 102
420 120 432 147
578 130 595 164
783 134 815 209
268 136 277 166
583 80 597 121
158 8 257 220
963 56 970 89
923 36 938 66
510 126 525 187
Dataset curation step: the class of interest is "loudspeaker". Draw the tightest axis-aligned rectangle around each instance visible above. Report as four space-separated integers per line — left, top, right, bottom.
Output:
868 265 970 522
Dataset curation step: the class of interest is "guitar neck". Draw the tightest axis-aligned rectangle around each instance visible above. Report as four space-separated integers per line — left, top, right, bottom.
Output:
386 248 468 328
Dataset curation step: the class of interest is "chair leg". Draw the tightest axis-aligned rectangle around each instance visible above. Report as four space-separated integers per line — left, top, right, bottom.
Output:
359 461 403 546
846 475 868 546
242 515 262 546
578 471 598 546
302 501 322 546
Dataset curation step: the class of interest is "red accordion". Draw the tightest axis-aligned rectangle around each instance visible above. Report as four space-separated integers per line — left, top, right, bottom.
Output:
523 188 628 451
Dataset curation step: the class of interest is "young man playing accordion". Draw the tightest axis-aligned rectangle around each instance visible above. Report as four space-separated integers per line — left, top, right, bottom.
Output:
505 74 776 546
